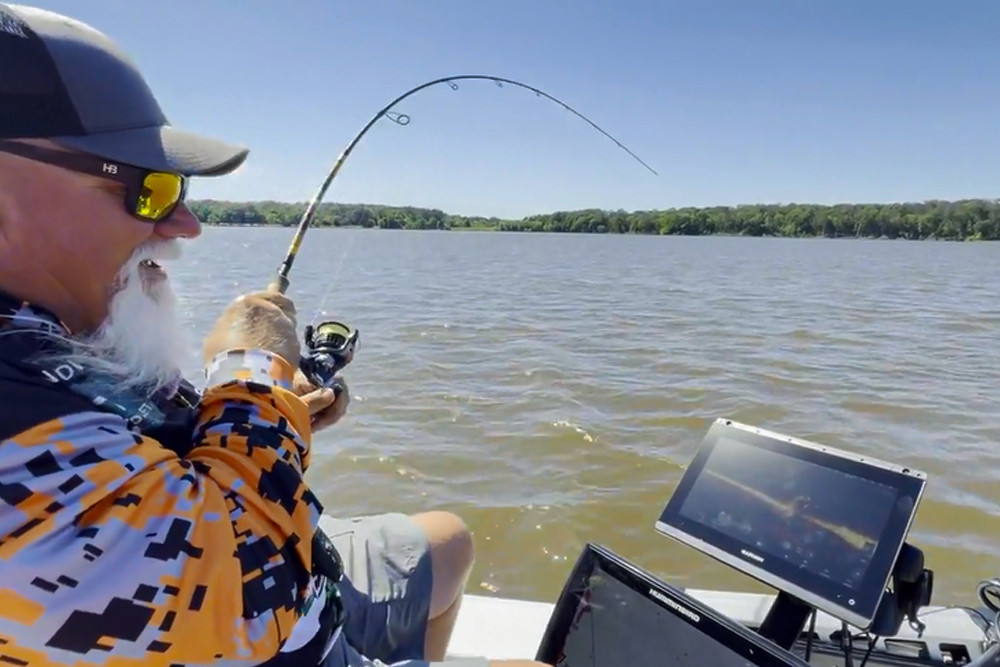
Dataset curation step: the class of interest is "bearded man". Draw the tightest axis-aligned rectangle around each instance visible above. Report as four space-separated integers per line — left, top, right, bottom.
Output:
0 5 549 667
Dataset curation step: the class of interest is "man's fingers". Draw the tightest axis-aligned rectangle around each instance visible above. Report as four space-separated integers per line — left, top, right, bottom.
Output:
312 409 341 431
312 398 348 430
301 387 337 416
310 382 350 432
292 371 315 397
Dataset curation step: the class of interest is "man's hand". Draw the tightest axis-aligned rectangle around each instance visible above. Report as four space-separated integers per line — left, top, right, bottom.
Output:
294 371 350 433
203 290 301 367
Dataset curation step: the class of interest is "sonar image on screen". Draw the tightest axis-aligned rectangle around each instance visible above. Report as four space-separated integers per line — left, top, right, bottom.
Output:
555 563 760 667
677 436 901 591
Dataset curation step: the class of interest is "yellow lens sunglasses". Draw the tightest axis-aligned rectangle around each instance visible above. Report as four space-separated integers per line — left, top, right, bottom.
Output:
0 139 187 222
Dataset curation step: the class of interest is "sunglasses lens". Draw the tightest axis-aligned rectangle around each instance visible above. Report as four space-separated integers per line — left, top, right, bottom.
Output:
136 172 184 220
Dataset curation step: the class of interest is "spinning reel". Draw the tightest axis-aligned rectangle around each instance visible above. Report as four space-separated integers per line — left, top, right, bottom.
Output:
299 320 359 392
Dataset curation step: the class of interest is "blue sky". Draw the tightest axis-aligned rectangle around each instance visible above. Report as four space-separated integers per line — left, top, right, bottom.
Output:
34 0 1000 219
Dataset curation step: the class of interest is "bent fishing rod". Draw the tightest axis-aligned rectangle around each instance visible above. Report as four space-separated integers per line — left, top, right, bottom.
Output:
275 74 658 390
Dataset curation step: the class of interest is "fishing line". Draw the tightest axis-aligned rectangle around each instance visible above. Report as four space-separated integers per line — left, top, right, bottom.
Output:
279 74 657 391
270 73 657 294
311 229 356 321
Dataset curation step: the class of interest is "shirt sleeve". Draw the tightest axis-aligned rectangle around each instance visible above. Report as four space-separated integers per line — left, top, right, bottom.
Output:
0 348 322 667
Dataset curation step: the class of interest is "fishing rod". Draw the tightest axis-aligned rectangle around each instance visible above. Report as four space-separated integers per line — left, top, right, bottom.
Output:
278 74 658 390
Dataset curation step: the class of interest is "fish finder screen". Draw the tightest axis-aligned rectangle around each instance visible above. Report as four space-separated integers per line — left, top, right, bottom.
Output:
655 421 925 627
678 435 897 591
549 559 803 667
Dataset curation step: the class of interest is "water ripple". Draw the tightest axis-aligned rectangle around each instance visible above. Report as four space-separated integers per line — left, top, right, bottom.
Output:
174 229 1000 606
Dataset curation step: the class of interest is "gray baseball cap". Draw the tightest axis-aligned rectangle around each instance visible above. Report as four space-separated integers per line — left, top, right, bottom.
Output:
0 3 248 176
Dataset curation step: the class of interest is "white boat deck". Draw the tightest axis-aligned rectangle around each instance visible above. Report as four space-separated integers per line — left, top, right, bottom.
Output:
447 590 989 663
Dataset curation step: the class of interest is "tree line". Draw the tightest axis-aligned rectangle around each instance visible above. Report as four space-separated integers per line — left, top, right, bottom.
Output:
188 199 1000 240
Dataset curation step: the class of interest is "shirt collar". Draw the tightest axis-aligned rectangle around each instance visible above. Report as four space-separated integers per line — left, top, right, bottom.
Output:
0 289 70 335
0 288 190 401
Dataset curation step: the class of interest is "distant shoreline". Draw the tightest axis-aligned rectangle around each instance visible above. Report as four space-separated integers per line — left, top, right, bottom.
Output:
189 199 1000 241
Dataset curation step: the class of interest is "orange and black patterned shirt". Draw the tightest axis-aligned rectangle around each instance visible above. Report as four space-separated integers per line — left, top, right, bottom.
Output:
0 296 329 666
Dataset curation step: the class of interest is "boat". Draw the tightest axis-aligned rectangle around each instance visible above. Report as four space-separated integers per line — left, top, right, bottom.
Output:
419 417 1000 666
445 588 992 665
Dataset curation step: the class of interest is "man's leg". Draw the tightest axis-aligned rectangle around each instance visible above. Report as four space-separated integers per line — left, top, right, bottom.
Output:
409 510 475 661
319 511 476 664
318 512 550 667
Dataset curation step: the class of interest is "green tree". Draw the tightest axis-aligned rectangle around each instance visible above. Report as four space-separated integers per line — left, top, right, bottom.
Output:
188 199 1000 241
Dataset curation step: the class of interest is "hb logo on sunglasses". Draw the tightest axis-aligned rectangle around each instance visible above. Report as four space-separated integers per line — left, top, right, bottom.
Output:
102 163 119 175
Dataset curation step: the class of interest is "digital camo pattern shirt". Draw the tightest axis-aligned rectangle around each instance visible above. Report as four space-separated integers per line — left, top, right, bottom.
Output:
0 307 323 666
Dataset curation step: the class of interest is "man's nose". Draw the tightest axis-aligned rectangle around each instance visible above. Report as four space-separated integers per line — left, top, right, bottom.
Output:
154 203 202 240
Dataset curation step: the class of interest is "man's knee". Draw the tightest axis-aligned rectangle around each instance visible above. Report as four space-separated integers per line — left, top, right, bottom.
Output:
411 510 475 571
410 511 475 617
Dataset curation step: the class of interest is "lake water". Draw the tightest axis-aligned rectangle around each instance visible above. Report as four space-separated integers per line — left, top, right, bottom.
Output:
170 226 1000 608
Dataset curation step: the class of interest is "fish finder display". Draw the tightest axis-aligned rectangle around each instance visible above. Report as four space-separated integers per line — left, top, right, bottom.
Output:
681 435 895 589
655 420 926 628
535 544 807 667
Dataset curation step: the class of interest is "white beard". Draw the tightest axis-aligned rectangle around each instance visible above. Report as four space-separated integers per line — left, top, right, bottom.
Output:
51 240 190 397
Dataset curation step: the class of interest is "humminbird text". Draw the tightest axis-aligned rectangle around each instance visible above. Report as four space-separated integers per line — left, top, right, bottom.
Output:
740 549 765 563
649 589 701 623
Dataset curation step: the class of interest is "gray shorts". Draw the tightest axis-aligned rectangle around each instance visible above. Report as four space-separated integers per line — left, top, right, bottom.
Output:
318 513 489 667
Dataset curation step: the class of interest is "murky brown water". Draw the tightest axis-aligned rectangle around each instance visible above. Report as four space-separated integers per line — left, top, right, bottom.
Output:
172 226 1000 608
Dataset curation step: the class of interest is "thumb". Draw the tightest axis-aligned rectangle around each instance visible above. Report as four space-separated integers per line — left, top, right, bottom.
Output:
300 387 336 415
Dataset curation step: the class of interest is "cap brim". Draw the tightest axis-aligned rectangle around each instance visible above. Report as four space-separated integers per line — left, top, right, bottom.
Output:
50 124 249 177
